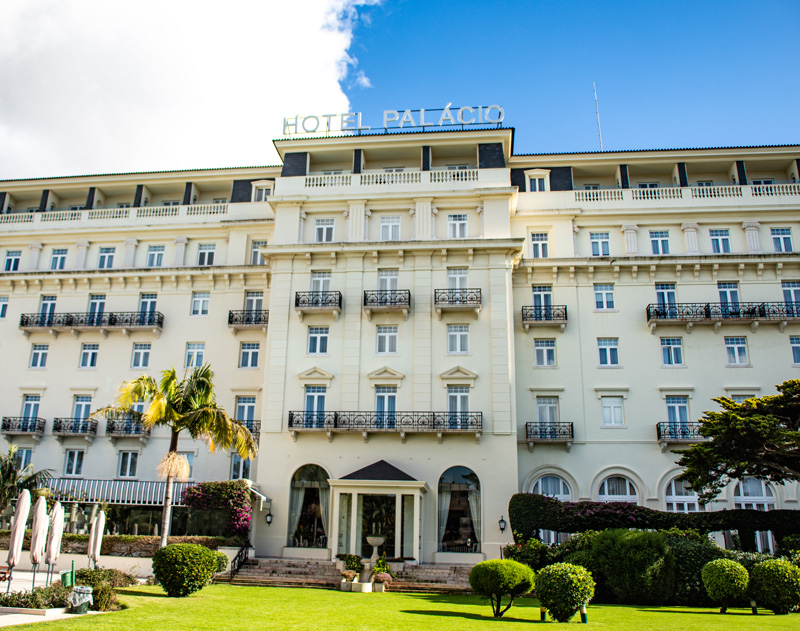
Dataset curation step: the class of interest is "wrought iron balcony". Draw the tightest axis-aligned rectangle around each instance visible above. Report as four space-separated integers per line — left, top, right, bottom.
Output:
238 419 261 443
19 311 164 337
1 417 46 440
106 418 151 443
525 422 574 452
294 291 343 321
433 288 481 319
53 418 98 442
363 290 411 320
646 302 800 333
656 422 707 451
228 310 269 331
521 305 568 331
287 410 483 442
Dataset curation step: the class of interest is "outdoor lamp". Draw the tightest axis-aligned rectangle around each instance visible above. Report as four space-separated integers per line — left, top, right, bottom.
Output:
266 511 273 526
498 516 507 532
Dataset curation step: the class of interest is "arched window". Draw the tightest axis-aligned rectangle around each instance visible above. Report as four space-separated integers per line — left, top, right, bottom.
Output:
438 466 481 553
597 475 638 504
287 464 330 549
734 478 775 553
532 475 571 544
665 477 704 513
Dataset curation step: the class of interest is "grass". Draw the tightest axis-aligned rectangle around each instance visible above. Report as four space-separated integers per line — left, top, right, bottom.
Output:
8 585 799 630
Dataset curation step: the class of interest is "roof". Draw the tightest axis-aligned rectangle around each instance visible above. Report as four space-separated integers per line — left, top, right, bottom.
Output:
513 143 800 157
341 460 417 482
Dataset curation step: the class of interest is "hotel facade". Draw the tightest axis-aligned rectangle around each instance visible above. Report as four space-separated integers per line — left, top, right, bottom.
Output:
0 126 798 562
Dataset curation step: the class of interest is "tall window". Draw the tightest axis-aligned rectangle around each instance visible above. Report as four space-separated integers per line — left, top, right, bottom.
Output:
310 271 331 293
97 247 115 269
380 216 401 241
378 269 399 291
447 268 467 289
250 240 268 265
718 282 740 316
530 233 549 258
177 452 195 478
709 229 731 254
531 285 553 311
118 451 138 478
661 338 683 366
782 281 800 308
88 294 105 325
438 466 481 553
307 327 329 354
590 232 610 256
597 338 619 366
138 293 157 325
791 337 800 364
447 386 469 429
236 396 256 421
73 395 92 419
14 448 32 469
534 339 556 367
191 291 210 316
771 228 793 252
531 475 571 544
64 450 84 476
734 478 775 552
650 230 670 255
131 343 151 369
287 465 330 548
600 397 624 426
40 295 56 325
50 248 67 270
375 386 397 428
245 291 263 312
185 343 205 368
655 283 677 315
376 325 398 354
597 475 637 503
4 250 21 272
529 176 546 191
30 344 48 368
0 296 7 318
80 343 99 368
315 218 334 243
666 396 689 433
197 244 215 266
725 337 748 365
304 387 326 428
536 397 559 425
253 185 272 202
594 284 615 310
665 478 703 513
447 214 468 239
146 245 164 267
240 342 260 368
447 324 469 354
231 454 251 480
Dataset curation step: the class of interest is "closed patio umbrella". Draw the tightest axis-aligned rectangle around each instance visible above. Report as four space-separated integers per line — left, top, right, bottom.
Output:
6 489 31 594
29 496 49 589
45 502 64 584
88 511 106 569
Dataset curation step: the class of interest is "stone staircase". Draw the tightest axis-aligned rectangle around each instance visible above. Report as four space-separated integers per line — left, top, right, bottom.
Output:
229 558 342 589
386 563 473 594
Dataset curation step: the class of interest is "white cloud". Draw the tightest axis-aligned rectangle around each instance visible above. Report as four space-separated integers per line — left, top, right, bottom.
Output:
0 0 376 179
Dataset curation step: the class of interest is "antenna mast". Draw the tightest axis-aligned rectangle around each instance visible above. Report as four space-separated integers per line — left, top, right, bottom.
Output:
593 82 603 151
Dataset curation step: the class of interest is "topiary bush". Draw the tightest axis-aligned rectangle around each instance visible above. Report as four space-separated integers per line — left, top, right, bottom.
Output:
701 559 749 613
214 551 229 573
663 531 724 606
750 558 800 615
152 543 218 597
536 562 596 623
468 559 534 618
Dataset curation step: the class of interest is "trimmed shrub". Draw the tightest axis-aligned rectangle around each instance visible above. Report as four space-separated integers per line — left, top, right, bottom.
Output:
536 563 595 623
341 570 357 581
503 534 551 571
91 582 116 612
152 543 218 597
372 572 392 584
750 559 800 615
701 559 749 613
664 532 724 606
75 568 137 589
214 551 229 573
0 583 70 609
469 559 534 618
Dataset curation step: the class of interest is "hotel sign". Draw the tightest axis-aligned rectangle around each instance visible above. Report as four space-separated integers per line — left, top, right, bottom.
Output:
283 103 505 135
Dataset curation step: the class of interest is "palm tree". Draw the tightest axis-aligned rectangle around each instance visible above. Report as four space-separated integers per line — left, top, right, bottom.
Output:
98 364 258 547
0 445 53 515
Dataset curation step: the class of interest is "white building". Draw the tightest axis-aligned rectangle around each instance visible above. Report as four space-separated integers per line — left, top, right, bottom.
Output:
0 126 798 560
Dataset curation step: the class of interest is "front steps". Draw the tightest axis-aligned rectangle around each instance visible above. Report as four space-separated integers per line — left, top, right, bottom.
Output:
388 563 473 594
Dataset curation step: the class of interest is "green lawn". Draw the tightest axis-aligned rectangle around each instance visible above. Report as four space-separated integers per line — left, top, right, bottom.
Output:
9 585 799 630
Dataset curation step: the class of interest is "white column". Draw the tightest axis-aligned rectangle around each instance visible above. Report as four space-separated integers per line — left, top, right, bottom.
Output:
476 204 484 237
28 242 42 270
412 492 421 563
173 237 188 266
430 204 438 239
572 225 580 257
681 222 700 254
363 208 371 240
394 494 402 559
328 489 340 557
123 238 138 267
408 208 416 240
298 211 306 244
349 492 359 557
620 224 639 255
742 221 762 253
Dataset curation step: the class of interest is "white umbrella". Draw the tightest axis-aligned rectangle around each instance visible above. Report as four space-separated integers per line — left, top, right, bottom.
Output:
88 511 106 569
6 489 31 593
45 502 64 584
29 496 49 588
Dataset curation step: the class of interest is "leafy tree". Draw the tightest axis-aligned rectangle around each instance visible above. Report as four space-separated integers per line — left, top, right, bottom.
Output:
676 380 800 503
0 445 52 514
97 365 257 547
468 559 534 618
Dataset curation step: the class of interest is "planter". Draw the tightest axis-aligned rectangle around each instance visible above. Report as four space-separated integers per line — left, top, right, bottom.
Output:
365 536 385 561
373 582 386 593
339 581 352 592
350 581 373 593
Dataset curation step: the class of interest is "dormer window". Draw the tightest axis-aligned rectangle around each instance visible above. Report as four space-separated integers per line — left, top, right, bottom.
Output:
252 180 273 202
524 169 551 192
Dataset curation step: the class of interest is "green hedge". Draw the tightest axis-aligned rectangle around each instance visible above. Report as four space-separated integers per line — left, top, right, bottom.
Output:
152 543 218 598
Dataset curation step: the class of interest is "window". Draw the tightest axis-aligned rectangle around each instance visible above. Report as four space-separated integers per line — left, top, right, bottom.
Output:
534 339 556 367
315 218 334 243
376 325 398 354
80 343 99 368
447 214 468 239
594 284 615 310
731 394 753 404
531 285 553 315
734 478 775 552
597 475 637 503
64 449 84 476
97 247 115 269
197 244 215 266
751 179 774 185
245 291 263 312
437 466 481 552
307 327 329 354
661 338 683 366
13 448 32 469
162 200 180 207
39 295 56 324
446 268 467 289
146 245 164 267
304 386 326 427
447 324 469 353
447 386 470 427
212 198 227 204
131 343 151 369
230 454 251 480
178 452 195 478
88 294 105 324
709 229 731 254
696 180 713 187
655 283 677 313
638 182 659 189
73 395 92 419
375 386 397 427
138 293 157 325
118 451 138 478
30 344 48 368
537 397 559 424
530 233 549 258
191 291 210 316
650 230 670 255
310 271 331 293
240 342 260 368
378 269 399 291
772 228 793 253
185 343 205 368
22 395 40 419
601 397 624 426
0 296 7 318
50 248 67 270
250 240 267 265
380 216 401 241
287 465 330 547
725 337 748 365
236 396 256 421
4 250 21 272
529 176 546 192
597 338 619 366
666 395 689 433
665 478 703 513
532 475 571 544
253 186 272 202
590 232 610 256
791 337 800 364
117 203 131 208
783 281 800 307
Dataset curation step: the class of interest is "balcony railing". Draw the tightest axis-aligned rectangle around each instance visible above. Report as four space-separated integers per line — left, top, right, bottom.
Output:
294 291 343 321
20 311 165 332
106 419 151 440
525 422 574 452
44 478 194 506
53 418 98 438
288 411 483 441
228 310 269 329
433 289 482 319
239 419 261 442
1 417 46 438
363 290 411 320
302 169 482 190
521 305 568 331
646 302 800 332
656 422 707 451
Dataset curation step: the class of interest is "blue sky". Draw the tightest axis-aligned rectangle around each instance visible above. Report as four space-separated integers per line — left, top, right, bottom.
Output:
342 0 800 154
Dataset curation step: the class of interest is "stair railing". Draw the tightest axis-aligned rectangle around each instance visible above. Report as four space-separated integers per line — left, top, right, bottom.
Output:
230 540 252 579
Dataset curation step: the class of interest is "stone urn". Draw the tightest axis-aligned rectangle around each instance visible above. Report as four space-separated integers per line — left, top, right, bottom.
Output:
366 535 385 561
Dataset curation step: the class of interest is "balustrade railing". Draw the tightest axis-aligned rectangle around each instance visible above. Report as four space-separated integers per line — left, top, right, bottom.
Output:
228 310 269 326
656 422 705 442
20 311 164 329
106 419 151 437
239 420 261 436
646 302 800 322
1 417 46 435
433 288 481 307
294 291 342 309
363 290 411 308
53 418 98 436
521 305 568 322
525 422 574 441
288 411 482 432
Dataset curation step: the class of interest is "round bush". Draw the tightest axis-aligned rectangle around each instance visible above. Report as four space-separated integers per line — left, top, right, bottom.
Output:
469 559 534 618
536 562 596 623
152 543 218 597
214 551 229 573
750 559 800 615
701 559 749 613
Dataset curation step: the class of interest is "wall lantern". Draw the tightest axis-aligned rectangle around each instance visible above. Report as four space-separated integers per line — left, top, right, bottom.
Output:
498 516 507 532
266 512 273 526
